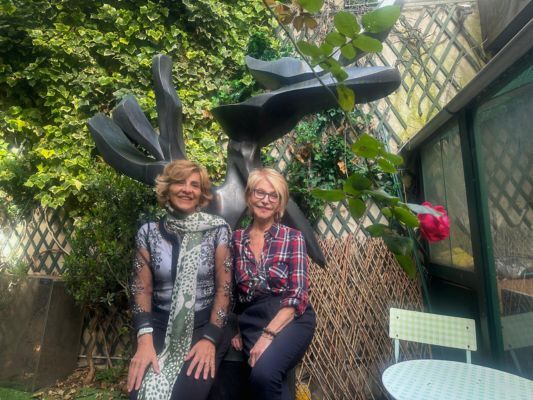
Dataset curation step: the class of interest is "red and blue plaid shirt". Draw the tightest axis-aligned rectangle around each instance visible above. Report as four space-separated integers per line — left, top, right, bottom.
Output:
232 223 310 316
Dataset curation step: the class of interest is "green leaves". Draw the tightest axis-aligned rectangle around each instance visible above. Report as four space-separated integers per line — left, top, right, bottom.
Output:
366 223 391 237
293 6 403 116
347 172 372 190
343 179 361 196
340 43 357 60
365 189 398 203
362 5 401 33
352 134 382 158
299 0 324 13
348 198 366 218
325 32 345 47
311 188 345 201
377 157 397 173
319 42 334 56
381 151 404 166
330 65 349 82
393 206 420 228
281 3 417 279
352 35 383 52
382 235 414 256
334 11 360 38
351 134 403 174
394 254 416 278
297 40 322 58
337 85 355 111
0 0 272 212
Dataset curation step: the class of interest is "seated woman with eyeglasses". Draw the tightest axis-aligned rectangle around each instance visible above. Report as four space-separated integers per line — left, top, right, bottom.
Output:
231 168 316 400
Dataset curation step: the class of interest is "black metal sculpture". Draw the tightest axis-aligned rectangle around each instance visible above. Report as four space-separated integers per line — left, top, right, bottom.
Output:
88 55 400 266
88 2 403 267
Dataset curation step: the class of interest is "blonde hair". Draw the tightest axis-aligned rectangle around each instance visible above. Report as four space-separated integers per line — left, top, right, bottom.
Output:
245 168 289 221
155 160 212 208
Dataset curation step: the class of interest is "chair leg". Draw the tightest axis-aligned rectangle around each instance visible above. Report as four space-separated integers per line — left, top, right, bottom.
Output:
509 349 523 375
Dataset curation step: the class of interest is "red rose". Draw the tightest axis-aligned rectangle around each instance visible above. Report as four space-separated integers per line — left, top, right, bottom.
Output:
417 201 450 243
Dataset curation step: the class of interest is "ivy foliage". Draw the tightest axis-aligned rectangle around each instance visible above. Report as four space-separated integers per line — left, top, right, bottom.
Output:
0 0 271 212
0 1 276 364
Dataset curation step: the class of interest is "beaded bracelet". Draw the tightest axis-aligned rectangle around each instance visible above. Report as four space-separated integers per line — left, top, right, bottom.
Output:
262 327 277 339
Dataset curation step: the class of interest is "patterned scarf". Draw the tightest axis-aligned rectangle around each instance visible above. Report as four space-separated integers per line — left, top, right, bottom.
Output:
138 210 229 400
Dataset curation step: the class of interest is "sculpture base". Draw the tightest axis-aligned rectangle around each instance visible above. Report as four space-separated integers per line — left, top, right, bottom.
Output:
0 275 83 391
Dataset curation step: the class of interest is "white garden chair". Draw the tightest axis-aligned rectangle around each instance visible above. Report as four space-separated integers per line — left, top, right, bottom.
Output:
389 307 477 364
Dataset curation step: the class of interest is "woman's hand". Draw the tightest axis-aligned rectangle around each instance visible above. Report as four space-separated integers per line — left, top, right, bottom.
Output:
185 339 216 380
231 333 243 351
127 334 160 392
248 335 273 368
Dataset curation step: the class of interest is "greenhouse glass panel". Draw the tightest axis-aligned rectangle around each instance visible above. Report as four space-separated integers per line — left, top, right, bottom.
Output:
474 59 533 378
421 121 474 270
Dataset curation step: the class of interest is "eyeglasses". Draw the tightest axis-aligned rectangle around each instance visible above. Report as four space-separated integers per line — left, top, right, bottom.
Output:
253 189 279 203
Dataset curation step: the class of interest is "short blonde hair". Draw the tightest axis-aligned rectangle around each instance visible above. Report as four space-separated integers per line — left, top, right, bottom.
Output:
155 160 213 208
245 168 289 221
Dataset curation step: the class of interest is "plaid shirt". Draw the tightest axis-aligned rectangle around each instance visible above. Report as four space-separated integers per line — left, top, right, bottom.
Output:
232 223 310 316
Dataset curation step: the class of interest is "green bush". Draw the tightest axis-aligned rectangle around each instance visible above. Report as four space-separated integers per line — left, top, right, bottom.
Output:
61 165 160 379
62 166 159 312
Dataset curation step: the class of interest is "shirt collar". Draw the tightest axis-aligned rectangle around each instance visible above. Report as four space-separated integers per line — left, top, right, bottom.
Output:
266 222 281 239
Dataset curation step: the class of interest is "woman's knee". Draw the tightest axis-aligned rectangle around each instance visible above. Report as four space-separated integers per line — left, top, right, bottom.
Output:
249 362 282 391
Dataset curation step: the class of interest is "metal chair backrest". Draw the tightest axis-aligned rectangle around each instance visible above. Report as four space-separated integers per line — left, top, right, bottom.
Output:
389 307 477 364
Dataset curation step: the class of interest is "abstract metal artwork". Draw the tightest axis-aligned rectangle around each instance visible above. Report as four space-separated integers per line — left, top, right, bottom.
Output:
88 2 402 266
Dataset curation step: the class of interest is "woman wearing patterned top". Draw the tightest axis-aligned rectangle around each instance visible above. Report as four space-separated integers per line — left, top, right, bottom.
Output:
127 160 232 400
232 168 316 400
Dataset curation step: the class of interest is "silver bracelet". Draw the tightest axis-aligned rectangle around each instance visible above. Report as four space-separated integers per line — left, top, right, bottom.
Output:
137 327 154 338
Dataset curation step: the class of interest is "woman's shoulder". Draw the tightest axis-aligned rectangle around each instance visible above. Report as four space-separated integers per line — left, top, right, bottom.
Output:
136 220 160 236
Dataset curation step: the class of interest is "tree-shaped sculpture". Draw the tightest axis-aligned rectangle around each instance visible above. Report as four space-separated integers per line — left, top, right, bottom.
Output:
88 52 400 267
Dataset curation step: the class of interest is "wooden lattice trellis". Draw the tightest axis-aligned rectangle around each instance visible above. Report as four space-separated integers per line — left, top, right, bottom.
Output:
0 207 72 275
298 236 427 400
78 309 133 366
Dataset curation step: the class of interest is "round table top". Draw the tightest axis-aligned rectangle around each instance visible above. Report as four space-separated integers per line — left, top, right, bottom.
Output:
382 359 533 400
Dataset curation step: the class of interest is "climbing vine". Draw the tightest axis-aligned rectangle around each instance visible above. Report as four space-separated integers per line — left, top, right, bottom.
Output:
0 0 277 376
263 0 448 277
0 0 272 212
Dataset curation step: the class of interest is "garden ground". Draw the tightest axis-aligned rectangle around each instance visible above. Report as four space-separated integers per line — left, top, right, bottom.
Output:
0 366 128 400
